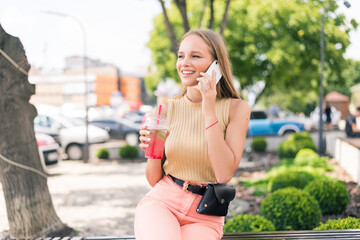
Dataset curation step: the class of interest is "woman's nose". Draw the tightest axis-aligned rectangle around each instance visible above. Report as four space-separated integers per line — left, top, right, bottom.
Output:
182 56 191 66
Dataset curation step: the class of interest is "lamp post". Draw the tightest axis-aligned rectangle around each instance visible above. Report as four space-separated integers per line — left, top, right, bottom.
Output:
43 10 89 163
318 0 351 155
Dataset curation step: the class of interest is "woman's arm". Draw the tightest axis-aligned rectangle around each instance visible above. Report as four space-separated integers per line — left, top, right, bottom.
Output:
139 104 168 187
205 99 251 183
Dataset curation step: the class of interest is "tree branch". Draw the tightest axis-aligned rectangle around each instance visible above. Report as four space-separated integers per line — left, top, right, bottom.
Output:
220 0 231 36
158 0 179 57
174 0 190 32
208 0 215 29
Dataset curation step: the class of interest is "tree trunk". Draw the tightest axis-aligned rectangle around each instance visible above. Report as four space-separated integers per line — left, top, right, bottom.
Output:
174 0 190 32
159 0 179 57
208 0 215 29
197 0 208 28
220 0 231 36
0 24 74 238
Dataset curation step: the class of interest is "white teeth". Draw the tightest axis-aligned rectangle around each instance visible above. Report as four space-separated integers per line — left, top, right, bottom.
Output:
182 71 194 74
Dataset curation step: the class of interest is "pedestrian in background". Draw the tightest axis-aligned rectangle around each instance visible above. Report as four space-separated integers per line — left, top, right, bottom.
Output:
324 103 332 130
345 106 360 137
135 29 250 240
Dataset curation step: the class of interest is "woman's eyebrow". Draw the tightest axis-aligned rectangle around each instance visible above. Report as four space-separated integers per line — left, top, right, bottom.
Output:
178 50 204 54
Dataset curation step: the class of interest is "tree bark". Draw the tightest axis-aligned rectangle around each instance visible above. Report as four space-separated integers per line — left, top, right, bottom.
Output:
174 0 190 32
0 24 74 238
208 0 215 29
220 0 231 36
159 0 179 57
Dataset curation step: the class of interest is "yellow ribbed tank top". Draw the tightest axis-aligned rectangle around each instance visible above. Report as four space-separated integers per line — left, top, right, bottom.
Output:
163 94 231 183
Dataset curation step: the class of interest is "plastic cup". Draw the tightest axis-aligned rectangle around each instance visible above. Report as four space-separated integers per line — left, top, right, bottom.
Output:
144 113 168 159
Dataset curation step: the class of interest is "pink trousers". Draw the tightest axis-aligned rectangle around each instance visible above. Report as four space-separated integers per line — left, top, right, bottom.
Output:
134 175 224 240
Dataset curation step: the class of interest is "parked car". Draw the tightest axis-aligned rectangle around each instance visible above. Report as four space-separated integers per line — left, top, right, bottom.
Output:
90 118 140 145
34 104 110 160
124 110 146 125
248 110 305 137
34 125 61 145
35 133 61 172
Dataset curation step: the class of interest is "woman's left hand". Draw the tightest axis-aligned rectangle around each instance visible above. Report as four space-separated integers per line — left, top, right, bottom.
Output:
194 70 217 116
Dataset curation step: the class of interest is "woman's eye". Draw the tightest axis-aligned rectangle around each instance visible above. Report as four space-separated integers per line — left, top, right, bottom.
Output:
193 55 200 58
177 55 184 59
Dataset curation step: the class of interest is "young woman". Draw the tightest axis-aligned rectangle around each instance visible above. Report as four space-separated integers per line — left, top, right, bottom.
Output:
135 29 250 240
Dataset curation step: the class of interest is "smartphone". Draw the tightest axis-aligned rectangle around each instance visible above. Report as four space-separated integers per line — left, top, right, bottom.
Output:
198 60 223 89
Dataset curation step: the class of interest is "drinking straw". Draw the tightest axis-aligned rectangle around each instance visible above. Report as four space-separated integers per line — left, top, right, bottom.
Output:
157 105 162 125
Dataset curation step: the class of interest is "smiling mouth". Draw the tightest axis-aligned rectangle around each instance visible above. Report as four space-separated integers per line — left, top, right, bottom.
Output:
182 70 195 75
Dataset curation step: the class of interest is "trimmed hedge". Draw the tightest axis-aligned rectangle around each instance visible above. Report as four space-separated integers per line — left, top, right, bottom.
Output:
294 148 332 170
288 132 312 142
314 217 360 230
96 148 109 159
224 214 275 233
277 132 316 159
251 137 267 152
260 188 322 230
304 179 349 214
269 170 315 192
119 144 139 159
294 148 319 164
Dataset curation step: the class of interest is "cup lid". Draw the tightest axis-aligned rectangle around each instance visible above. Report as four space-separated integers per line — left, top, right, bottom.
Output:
145 113 168 129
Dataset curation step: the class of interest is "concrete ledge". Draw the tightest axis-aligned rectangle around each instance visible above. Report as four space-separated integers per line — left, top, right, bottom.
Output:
335 137 360 185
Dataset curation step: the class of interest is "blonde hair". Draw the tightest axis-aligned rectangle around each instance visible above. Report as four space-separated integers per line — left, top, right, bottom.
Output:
177 29 240 99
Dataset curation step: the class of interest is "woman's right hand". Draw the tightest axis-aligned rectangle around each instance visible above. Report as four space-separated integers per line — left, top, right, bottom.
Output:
139 125 151 152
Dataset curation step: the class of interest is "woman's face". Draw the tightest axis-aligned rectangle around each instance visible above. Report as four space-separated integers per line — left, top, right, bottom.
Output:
176 34 214 87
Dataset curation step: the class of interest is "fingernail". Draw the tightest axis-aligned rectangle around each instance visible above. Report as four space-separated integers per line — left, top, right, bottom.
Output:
147 138 151 142
146 131 150 135
144 144 149 147
200 72 204 75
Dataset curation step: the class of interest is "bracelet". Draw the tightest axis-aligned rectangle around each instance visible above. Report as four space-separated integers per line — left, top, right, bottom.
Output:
205 120 219 130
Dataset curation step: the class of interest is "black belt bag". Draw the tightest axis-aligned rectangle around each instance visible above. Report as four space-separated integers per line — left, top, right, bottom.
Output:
196 183 236 217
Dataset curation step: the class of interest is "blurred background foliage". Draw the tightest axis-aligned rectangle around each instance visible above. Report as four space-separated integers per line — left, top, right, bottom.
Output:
145 0 359 114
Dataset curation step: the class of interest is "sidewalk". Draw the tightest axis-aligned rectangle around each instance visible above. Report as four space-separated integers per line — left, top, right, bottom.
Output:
0 160 150 238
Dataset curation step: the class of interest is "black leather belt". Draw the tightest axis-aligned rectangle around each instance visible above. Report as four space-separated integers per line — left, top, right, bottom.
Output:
169 175 206 196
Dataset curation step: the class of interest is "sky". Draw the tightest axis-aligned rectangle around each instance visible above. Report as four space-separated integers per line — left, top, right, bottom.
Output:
0 0 359 76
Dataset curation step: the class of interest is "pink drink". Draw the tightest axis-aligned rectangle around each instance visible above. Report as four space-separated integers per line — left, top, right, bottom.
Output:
145 128 167 159
143 110 168 159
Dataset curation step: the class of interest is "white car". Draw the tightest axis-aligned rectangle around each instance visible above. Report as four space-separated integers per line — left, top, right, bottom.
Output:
35 104 110 160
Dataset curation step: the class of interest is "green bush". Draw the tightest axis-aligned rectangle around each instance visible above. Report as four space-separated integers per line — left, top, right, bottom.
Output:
288 132 312 142
304 179 349 214
294 148 319 163
96 148 109 159
260 188 322 230
251 137 267 152
269 170 315 192
314 217 360 230
224 214 275 233
294 149 332 170
119 144 139 159
277 135 316 159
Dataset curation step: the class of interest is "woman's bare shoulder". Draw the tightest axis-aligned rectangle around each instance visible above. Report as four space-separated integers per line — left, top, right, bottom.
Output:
229 98 251 120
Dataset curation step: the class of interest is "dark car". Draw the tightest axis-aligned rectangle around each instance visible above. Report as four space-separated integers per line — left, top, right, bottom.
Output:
248 110 305 137
90 118 140 145
124 110 146 125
